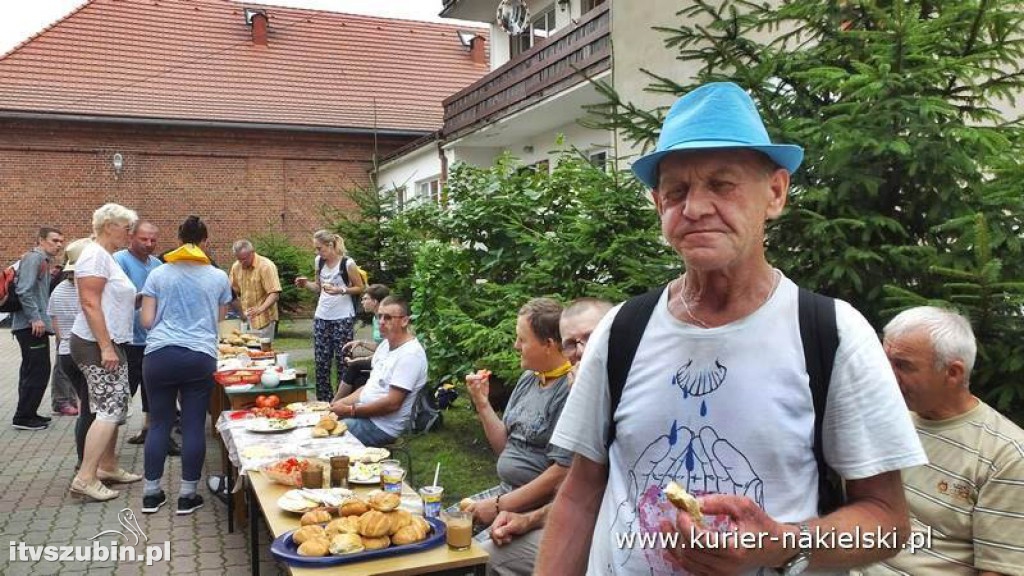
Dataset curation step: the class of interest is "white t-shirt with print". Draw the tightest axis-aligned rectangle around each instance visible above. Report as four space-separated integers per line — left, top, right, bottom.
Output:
314 257 357 321
71 242 137 345
550 276 927 576
359 337 428 438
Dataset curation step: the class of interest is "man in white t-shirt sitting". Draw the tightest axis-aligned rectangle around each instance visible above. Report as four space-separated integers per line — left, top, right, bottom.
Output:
330 296 427 447
537 82 928 576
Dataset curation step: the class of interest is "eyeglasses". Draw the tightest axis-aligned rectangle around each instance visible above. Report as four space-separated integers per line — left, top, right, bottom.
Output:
376 313 408 322
561 334 591 356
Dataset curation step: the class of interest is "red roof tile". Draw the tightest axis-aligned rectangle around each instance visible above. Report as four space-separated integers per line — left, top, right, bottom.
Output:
0 0 489 133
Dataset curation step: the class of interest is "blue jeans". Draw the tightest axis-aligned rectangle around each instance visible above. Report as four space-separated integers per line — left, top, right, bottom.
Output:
142 346 214 483
343 417 395 447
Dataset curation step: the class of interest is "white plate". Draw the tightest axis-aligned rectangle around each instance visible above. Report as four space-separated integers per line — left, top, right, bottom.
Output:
349 462 381 484
277 488 353 513
223 384 254 392
245 418 297 434
351 447 391 463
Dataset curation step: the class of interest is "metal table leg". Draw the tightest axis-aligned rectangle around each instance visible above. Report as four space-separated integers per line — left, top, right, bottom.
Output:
248 476 260 576
227 466 235 533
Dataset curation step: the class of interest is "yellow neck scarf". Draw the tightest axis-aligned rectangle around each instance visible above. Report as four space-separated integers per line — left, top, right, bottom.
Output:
162 243 210 264
535 361 572 385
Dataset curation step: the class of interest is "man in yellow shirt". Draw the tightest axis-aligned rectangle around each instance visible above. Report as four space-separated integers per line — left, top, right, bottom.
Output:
863 306 1024 576
228 239 282 340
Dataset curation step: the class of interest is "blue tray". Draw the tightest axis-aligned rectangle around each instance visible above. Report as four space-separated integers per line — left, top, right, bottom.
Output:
270 516 446 568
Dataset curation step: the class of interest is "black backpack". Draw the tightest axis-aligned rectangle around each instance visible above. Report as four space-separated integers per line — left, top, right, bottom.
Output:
409 381 443 434
606 286 844 516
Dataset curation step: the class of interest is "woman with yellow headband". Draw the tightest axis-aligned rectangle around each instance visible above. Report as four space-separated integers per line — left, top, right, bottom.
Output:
462 297 573 537
138 215 232 515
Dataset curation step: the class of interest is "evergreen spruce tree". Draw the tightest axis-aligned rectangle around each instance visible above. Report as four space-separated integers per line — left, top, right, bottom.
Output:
597 0 1024 418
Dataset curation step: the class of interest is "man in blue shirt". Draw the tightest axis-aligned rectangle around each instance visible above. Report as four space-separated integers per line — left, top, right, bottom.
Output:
113 221 177 454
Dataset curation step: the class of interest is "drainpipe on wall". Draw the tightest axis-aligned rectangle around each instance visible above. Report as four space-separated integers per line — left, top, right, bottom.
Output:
438 136 449 205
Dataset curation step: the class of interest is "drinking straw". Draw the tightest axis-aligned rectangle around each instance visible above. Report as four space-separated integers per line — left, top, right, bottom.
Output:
432 462 441 487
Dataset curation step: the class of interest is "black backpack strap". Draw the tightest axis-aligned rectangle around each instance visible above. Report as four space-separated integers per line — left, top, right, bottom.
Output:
798 287 843 515
605 286 665 450
338 256 351 287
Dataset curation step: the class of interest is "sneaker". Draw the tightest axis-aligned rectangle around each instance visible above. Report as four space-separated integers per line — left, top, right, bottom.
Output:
60 405 80 416
167 437 181 457
33 414 53 423
12 418 47 431
176 494 204 515
142 491 167 514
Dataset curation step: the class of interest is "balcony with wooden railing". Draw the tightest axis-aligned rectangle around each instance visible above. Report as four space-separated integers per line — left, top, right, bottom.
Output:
442 2 610 139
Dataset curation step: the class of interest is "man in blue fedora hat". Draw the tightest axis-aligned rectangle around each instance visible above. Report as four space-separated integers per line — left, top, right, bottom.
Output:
538 83 926 575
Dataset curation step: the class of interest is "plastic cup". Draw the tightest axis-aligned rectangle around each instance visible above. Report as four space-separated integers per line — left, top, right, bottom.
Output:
419 486 443 519
442 510 473 550
300 468 323 489
276 353 289 369
260 338 272 352
379 460 405 493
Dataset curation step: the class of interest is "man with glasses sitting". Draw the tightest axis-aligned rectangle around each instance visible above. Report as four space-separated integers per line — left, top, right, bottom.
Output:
330 296 427 447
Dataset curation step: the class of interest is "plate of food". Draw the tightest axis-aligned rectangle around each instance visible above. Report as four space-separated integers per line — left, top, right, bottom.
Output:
261 457 321 486
270 515 443 567
348 462 381 485
277 488 354 513
246 418 298 434
286 401 332 414
350 447 390 464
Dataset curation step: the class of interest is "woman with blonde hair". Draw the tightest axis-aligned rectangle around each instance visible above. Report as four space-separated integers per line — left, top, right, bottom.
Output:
295 230 365 401
69 203 141 502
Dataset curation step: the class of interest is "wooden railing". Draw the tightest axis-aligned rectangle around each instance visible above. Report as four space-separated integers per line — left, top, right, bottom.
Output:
442 3 610 138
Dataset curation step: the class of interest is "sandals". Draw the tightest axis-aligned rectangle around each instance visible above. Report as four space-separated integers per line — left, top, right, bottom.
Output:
70 477 120 502
97 468 143 484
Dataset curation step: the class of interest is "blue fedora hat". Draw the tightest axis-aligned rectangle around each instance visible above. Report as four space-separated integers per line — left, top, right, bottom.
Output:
631 82 804 189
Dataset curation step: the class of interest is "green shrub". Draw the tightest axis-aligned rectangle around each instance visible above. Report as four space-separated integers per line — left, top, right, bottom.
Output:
252 232 314 313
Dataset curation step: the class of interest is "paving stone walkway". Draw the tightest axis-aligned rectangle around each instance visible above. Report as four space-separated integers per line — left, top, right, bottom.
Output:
0 328 287 575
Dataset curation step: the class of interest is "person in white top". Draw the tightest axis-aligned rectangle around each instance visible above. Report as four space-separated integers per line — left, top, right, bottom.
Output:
295 230 365 402
537 83 927 576
68 203 143 503
329 295 427 447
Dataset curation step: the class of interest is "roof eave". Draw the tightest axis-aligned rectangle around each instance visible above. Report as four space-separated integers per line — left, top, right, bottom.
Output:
0 110 431 137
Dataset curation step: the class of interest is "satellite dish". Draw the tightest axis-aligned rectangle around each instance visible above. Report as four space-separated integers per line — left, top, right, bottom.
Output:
496 0 531 36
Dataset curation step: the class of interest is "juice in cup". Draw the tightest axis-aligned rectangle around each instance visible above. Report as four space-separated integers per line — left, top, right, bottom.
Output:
442 510 473 550
419 486 443 519
380 460 405 493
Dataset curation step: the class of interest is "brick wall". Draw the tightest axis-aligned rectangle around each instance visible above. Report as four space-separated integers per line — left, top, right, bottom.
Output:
0 118 409 266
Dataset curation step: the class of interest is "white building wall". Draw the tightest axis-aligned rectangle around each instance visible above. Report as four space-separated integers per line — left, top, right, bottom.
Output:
448 121 609 170
376 144 442 199
611 0 700 164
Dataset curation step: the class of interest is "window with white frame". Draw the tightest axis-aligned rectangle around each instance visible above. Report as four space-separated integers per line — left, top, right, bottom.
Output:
588 150 607 169
510 5 556 58
415 177 442 205
583 0 606 14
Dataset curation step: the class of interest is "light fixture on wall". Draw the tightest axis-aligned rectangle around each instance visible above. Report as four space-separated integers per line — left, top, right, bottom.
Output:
112 153 124 178
558 0 570 12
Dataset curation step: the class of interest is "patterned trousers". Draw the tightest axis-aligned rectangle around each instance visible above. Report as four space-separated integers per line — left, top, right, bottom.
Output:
313 317 355 402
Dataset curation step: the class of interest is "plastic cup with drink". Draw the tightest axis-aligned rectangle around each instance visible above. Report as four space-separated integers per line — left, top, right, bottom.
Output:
379 459 405 493
442 510 473 550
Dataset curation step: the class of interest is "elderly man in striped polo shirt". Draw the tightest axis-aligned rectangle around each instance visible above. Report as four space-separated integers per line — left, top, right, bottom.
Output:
864 307 1024 576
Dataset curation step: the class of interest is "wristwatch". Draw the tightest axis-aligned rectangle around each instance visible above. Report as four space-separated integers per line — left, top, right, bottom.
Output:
778 523 812 575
